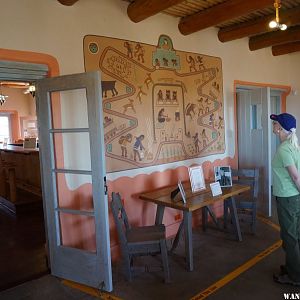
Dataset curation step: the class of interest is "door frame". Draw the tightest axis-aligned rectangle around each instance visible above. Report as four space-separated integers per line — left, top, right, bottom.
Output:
233 80 291 216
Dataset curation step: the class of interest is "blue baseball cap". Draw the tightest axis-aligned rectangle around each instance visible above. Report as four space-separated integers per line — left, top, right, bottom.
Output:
270 113 296 131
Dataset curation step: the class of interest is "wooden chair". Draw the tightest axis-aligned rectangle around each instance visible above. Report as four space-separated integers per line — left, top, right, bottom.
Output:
224 167 259 234
111 192 170 283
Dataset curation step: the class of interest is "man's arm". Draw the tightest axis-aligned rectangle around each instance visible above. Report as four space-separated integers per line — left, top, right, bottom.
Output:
287 165 300 192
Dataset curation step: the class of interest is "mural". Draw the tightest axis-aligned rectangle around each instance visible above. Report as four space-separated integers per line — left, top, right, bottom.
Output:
84 35 224 173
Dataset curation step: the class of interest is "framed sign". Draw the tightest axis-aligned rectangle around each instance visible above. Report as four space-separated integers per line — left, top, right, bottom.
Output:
188 165 206 193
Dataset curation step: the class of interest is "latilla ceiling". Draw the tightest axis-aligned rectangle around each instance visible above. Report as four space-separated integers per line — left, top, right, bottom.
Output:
58 0 300 56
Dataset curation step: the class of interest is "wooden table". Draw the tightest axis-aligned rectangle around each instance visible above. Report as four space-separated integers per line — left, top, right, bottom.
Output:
139 182 250 271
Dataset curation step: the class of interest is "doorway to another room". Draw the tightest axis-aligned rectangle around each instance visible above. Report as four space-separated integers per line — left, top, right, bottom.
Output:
234 81 290 217
0 54 56 291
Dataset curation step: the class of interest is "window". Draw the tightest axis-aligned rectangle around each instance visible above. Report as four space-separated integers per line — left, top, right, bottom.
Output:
0 115 10 142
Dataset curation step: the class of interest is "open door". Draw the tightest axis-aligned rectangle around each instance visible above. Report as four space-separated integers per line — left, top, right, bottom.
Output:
236 87 271 216
35 71 112 291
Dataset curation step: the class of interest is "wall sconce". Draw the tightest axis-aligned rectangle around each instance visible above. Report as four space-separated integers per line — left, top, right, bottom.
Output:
269 0 287 30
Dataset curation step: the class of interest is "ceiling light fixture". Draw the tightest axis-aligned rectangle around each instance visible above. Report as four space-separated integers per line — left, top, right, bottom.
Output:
269 0 287 31
0 83 8 106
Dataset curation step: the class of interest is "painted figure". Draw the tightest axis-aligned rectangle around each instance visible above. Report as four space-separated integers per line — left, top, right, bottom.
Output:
192 132 200 153
158 108 168 123
119 133 132 158
124 41 133 58
133 135 145 161
123 99 136 114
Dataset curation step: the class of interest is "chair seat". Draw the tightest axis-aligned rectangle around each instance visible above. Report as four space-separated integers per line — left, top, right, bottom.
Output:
126 225 165 244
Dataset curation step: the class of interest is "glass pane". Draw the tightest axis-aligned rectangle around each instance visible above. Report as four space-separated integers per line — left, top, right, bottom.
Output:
0 116 10 142
54 132 91 171
56 173 93 211
50 89 89 129
59 212 96 252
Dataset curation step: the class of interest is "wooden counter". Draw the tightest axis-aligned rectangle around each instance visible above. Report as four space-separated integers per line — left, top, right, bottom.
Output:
0 144 42 209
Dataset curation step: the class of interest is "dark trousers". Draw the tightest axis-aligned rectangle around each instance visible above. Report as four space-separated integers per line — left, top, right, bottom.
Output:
276 195 300 282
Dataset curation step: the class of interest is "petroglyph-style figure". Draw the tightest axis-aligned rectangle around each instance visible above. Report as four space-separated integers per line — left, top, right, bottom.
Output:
172 91 177 102
163 57 169 66
134 43 145 63
171 59 177 67
155 58 160 67
157 89 163 102
165 90 171 102
192 132 200 153
133 135 145 161
209 113 215 126
124 41 133 58
144 73 154 89
218 116 224 129
186 55 197 72
201 129 209 148
175 108 180 121
212 81 220 91
196 56 205 71
101 81 118 98
158 108 168 123
197 97 205 116
136 86 147 104
123 99 136 114
119 133 132 158
185 103 197 119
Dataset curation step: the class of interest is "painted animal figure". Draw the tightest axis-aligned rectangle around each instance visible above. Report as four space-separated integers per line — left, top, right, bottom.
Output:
101 81 118 98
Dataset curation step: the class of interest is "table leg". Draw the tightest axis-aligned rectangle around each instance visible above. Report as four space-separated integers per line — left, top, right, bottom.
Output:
169 221 184 253
227 196 242 242
155 204 165 225
183 211 193 271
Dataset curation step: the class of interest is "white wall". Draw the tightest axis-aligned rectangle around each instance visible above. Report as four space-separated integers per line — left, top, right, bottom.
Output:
1 0 300 178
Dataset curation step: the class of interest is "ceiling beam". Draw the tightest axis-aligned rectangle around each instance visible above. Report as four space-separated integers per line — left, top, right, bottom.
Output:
218 6 300 42
57 0 79 5
272 41 300 56
178 0 274 36
249 25 300 51
127 0 185 23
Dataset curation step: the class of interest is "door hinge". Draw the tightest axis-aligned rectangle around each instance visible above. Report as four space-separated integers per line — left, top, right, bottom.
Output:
104 176 108 195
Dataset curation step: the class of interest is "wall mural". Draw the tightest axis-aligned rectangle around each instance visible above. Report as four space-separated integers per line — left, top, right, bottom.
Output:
83 35 224 173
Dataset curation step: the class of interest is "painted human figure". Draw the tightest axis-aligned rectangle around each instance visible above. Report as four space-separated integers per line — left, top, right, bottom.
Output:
136 86 147 104
197 55 205 71
218 116 224 129
134 43 145 63
119 133 132 158
209 113 215 127
186 55 197 72
144 73 154 89
133 135 145 161
158 108 168 123
124 41 133 59
157 89 164 103
192 132 200 153
201 129 209 148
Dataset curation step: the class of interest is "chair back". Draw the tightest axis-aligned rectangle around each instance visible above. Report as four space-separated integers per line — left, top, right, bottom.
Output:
111 192 131 246
231 168 259 202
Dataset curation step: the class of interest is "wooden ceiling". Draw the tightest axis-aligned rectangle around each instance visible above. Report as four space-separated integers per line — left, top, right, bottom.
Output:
58 0 300 56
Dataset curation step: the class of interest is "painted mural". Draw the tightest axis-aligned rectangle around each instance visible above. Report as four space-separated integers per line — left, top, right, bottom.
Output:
83 35 224 173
